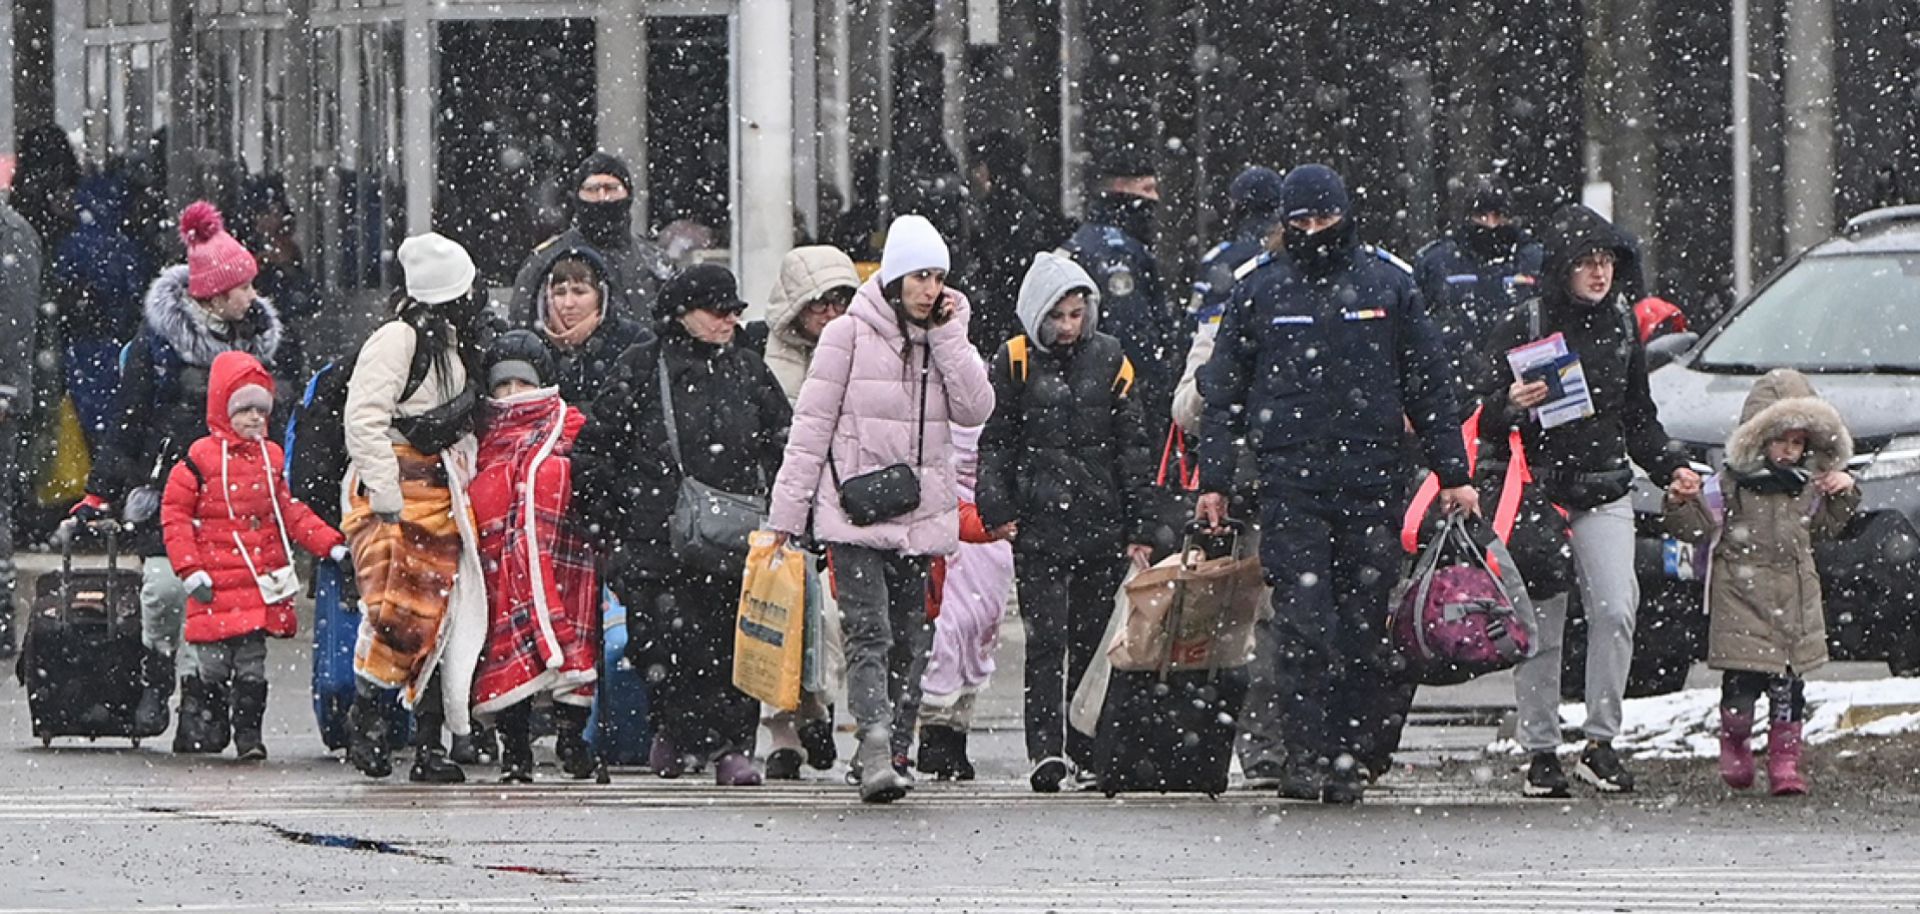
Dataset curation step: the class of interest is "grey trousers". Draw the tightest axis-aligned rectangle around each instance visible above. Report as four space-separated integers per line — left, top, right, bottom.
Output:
197 632 268 685
1514 496 1639 752
827 543 932 757
0 425 16 646
139 556 198 673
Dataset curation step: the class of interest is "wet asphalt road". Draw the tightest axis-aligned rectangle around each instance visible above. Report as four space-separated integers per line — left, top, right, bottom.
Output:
6 556 1920 912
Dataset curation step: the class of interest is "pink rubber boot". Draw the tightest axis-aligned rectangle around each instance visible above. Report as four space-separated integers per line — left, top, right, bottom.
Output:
1718 709 1756 790
1767 721 1807 796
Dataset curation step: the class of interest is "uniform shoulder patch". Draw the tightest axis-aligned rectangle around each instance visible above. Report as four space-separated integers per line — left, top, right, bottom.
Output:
1106 270 1136 298
533 234 564 253
1199 241 1232 263
1233 251 1273 280
1366 244 1414 274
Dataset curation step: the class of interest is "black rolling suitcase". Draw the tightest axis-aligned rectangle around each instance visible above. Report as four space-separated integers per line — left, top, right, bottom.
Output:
1093 523 1255 797
15 527 156 746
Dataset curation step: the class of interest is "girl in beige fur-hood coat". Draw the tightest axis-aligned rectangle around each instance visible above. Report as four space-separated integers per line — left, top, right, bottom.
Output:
1664 369 1860 676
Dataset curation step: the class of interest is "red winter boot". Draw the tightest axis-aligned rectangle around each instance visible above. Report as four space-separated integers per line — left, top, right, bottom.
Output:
1717 709 1756 790
1767 721 1807 796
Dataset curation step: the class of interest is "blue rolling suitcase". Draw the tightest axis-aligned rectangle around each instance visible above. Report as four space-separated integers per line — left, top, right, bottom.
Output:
311 559 410 751
586 589 651 766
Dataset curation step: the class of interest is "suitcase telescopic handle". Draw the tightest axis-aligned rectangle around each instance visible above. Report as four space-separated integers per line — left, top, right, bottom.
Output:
61 520 124 611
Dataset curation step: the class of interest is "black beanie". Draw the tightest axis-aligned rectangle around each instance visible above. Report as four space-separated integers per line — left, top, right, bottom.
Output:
485 329 556 390
574 151 634 196
1280 164 1350 220
1465 174 1512 218
659 263 746 317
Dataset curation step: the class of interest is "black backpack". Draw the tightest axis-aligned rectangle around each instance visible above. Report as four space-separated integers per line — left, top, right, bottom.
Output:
284 339 433 528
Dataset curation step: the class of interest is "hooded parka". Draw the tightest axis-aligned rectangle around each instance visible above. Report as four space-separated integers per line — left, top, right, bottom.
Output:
976 252 1155 559
763 246 861 402
160 352 343 643
1664 370 1860 675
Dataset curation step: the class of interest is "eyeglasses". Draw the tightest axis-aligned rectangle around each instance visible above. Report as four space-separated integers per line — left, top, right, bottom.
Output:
1573 252 1618 270
804 298 851 316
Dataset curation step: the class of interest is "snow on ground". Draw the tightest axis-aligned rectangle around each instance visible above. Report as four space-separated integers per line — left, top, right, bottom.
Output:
1490 678 1920 759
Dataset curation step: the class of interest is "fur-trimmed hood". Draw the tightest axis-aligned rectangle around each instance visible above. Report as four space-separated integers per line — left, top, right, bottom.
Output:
143 264 283 366
1725 368 1852 473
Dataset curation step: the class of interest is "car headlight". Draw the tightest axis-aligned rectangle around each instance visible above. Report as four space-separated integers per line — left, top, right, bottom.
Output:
1857 434 1920 481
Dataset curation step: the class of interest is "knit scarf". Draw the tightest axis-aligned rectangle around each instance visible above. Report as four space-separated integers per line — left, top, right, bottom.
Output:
1732 462 1811 496
543 294 604 351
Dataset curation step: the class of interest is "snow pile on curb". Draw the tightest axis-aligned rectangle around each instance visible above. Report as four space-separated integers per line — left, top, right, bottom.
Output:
1494 678 1920 759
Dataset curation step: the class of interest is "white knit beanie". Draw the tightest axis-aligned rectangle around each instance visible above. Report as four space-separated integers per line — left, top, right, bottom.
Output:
397 232 477 305
878 215 950 286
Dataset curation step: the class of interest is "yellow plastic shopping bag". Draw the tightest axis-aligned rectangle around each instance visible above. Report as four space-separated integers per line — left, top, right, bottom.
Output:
34 395 91 506
732 531 808 711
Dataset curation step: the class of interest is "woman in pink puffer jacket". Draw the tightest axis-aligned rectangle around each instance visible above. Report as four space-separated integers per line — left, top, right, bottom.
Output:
767 215 994 803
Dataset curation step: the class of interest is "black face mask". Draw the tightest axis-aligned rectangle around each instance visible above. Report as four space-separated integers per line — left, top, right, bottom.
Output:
1283 218 1356 275
1461 222 1524 261
1101 192 1159 243
576 198 633 249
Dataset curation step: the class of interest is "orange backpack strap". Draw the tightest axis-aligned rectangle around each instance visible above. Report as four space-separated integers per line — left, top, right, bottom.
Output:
1006 335 1029 383
1493 428 1530 544
1113 356 1136 398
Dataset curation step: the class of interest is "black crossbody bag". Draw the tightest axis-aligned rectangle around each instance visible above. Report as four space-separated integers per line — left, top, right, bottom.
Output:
830 345 930 526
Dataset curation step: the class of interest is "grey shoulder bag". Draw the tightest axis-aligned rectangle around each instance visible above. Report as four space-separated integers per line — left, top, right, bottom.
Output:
658 355 768 574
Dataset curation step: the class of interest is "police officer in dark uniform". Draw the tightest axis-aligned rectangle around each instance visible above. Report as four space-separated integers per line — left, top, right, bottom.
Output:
1190 166 1286 321
1063 149 1178 444
1412 175 1544 397
1197 164 1478 805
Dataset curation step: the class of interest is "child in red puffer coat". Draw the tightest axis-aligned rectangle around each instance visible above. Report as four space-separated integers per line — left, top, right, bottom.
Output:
161 350 347 761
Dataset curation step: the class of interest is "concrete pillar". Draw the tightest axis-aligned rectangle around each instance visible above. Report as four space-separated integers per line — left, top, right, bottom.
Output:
735 0 795 314
819 0 853 213
597 0 649 230
283 0 317 259
1610 0 1659 280
792 0 820 238
0 0 14 161
50 0 80 142
402 0 433 235
1782 0 1835 252
934 0 967 163
166 0 199 207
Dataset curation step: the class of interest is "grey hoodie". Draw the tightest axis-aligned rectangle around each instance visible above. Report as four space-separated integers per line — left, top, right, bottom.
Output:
1015 251 1099 353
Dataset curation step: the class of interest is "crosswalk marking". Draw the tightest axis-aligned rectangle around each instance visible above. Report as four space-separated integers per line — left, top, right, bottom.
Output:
1 870 1916 914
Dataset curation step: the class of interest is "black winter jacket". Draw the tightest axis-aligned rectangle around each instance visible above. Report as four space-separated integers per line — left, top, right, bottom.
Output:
573 321 792 588
976 332 1155 560
1472 204 1685 493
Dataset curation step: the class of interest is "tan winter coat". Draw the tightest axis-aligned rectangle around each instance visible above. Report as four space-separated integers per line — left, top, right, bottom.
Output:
764 246 860 402
1664 369 1859 675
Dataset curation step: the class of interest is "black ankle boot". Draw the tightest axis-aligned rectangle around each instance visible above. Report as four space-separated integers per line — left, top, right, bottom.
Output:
954 730 976 782
554 706 596 780
134 648 175 737
917 725 963 781
452 722 498 766
231 680 269 761
799 716 839 771
409 714 466 784
172 676 228 754
347 694 394 778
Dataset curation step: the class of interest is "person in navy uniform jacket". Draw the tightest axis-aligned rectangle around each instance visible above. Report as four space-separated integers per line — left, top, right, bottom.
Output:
1197 164 1478 805
1413 175 1544 398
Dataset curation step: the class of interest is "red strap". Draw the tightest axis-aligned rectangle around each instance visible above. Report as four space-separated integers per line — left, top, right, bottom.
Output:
1157 424 1201 492
1399 406 1484 553
1493 429 1529 544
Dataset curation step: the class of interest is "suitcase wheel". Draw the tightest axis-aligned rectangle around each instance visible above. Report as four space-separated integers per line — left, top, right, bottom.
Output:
40 736 51 748
130 738 141 749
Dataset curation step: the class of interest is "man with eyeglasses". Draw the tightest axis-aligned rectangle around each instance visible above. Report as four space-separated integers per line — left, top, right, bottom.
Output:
512 152 675 327
1197 164 1476 805
1473 203 1695 799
